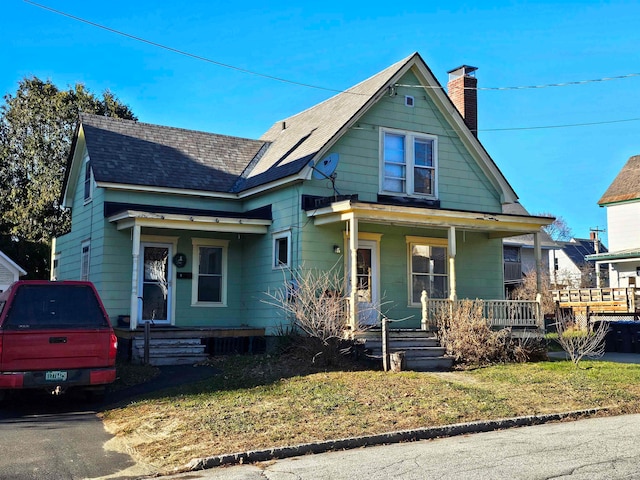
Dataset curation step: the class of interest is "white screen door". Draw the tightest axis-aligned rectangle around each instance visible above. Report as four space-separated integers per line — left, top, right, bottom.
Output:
348 240 379 326
139 243 172 324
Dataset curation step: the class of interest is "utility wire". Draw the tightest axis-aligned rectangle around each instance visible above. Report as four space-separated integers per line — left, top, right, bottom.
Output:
25 1 640 132
397 72 640 91
27 0 640 95
24 0 367 95
477 117 640 132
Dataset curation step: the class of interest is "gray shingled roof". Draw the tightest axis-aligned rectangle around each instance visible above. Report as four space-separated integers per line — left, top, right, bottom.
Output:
599 155 640 205
80 113 267 193
232 54 417 192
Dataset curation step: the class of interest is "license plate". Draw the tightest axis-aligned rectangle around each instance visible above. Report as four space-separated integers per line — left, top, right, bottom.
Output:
45 371 67 382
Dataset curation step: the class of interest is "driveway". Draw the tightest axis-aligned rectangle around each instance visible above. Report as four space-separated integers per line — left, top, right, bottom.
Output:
0 364 219 480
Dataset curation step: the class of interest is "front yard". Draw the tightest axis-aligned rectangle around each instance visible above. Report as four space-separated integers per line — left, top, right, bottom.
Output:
100 354 640 472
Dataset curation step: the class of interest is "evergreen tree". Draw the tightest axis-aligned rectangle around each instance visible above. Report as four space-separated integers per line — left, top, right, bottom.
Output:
0 77 136 278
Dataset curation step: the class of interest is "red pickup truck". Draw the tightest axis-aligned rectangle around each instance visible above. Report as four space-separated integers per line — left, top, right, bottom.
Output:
0 281 117 402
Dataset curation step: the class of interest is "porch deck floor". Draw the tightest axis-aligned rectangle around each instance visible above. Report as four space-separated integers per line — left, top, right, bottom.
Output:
113 326 265 340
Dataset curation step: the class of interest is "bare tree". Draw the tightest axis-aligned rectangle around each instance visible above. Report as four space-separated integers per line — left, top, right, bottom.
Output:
538 212 573 242
510 269 555 316
553 313 608 367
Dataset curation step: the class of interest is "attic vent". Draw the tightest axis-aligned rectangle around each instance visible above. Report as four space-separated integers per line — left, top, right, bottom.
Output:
405 95 415 107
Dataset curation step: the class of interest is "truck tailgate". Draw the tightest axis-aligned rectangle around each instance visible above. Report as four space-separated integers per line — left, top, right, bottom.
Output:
0 329 113 371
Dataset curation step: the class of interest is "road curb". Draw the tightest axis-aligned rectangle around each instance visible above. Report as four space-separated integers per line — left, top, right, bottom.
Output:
184 407 609 471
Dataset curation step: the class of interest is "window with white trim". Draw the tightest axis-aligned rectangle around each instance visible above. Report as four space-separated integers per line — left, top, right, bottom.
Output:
83 155 93 202
80 240 90 281
272 230 291 268
407 238 447 303
192 239 228 306
381 128 437 197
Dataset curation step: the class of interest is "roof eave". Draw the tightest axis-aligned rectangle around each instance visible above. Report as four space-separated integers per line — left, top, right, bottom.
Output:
307 200 552 236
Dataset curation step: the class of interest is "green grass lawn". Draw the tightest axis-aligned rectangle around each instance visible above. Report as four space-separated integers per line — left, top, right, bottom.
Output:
100 354 640 472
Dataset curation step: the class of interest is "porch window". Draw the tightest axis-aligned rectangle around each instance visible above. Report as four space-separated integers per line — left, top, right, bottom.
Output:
381 128 437 198
192 239 228 306
273 230 291 269
80 240 90 281
503 246 522 283
408 240 447 303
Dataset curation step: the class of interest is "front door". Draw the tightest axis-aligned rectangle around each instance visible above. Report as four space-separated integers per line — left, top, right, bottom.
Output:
139 243 172 324
348 240 379 326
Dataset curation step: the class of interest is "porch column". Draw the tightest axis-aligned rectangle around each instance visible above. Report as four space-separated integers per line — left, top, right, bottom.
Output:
130 224 141 330
349 214 359 330
448 226 457 301
534 231 542 295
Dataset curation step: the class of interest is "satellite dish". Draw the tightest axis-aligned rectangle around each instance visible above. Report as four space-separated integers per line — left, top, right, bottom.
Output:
312 153 339 180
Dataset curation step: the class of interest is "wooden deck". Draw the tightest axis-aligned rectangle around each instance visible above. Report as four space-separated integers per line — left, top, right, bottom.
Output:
113 326 265 340
552 287 638 315
113 326 266 365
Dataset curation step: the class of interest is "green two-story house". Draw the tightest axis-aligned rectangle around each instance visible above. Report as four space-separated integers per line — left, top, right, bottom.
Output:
53 52 551 351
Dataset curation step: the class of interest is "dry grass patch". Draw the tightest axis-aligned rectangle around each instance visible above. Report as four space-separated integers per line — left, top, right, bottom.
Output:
100 355 640 473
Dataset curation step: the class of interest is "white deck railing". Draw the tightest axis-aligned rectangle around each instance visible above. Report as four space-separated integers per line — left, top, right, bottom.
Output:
421 292 542 330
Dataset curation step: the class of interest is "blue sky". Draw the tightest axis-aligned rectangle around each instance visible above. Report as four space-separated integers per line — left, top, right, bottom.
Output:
3 0 640 245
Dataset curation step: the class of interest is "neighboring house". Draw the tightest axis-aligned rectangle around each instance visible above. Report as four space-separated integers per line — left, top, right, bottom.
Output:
587 155 640 287
53 53 552 341
551 236 608 288
502 202 557 296
0 250 26 292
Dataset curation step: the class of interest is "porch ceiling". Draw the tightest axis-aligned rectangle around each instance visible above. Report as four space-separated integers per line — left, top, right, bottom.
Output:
108 209 271 234
307 200 553 238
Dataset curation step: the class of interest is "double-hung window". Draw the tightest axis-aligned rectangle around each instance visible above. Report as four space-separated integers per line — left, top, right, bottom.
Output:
381 129 437 197
192 239 228 306
406 237 448 304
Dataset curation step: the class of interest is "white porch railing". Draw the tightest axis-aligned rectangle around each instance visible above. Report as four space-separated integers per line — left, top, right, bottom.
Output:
421 291 542 330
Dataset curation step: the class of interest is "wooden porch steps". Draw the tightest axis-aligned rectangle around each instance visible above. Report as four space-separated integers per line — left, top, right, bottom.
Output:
131 337 209 366
357 329 453 372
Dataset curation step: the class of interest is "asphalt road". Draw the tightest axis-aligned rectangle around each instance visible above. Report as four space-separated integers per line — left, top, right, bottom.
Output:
162 413 640 480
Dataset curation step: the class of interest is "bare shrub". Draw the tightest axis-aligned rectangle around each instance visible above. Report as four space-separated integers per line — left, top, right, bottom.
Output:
552 313 608 366
436 300 548 366
435 300 510 366
263 262 373 366
508 333 548 363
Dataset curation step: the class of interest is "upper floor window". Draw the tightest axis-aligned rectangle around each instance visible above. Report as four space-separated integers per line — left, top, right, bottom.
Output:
381 129 437 198
83 156 93 202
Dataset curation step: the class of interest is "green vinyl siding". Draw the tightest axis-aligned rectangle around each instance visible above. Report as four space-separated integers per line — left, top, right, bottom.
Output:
304 70 502 213
241 186 304 331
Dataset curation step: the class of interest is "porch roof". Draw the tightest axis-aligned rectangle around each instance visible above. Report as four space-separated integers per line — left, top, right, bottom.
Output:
107 208 272 234
586 248 640 263
307 199 553 238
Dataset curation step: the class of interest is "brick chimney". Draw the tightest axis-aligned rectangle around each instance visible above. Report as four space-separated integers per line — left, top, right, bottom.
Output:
447 65 478 136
